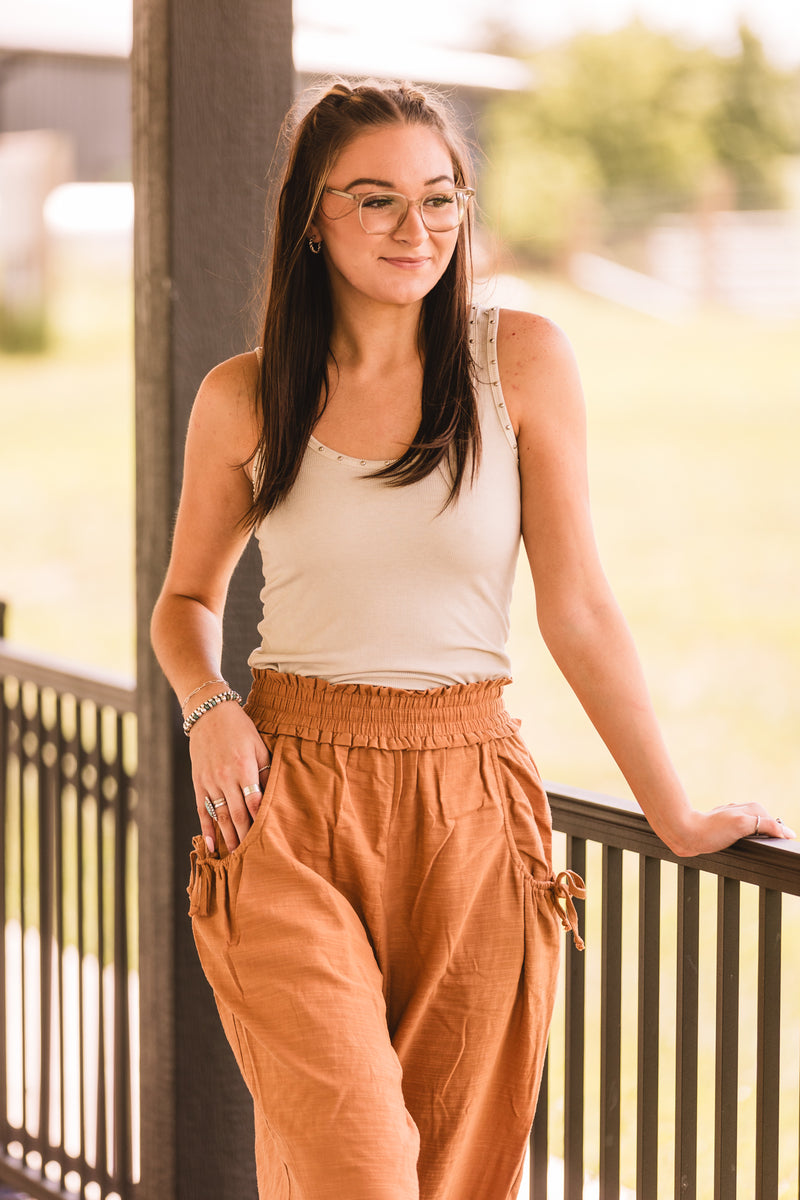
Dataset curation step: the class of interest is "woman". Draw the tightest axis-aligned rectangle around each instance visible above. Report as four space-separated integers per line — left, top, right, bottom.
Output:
151 80 792 1200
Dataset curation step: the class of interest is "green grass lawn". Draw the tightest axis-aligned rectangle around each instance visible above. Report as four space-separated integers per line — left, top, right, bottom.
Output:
0 248 135 677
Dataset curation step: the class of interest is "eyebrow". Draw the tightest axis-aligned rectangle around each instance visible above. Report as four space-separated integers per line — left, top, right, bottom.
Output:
342 174 455 190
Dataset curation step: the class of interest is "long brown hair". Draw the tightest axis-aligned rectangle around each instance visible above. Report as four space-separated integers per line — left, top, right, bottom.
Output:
247 79 479 527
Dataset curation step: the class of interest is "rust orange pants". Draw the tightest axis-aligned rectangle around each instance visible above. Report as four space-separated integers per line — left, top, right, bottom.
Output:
188 671 584 1200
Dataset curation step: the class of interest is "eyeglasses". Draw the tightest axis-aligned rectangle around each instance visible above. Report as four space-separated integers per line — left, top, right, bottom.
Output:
322 187 475 234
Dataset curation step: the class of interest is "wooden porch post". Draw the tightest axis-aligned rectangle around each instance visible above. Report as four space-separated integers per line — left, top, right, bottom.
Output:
132 3 293 1196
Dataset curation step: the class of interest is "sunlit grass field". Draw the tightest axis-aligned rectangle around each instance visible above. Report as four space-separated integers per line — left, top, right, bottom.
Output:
0 247 135 677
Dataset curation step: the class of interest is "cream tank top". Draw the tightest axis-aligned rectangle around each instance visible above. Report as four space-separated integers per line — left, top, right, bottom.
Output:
247 306 521 689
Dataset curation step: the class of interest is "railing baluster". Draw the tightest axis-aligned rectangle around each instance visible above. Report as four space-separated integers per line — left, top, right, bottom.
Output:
112 711 133 1197
637 855 661 1196
674 865 699 1200
93 706 109 1188
0 681 9 1152
564 835 586 1200
62 693 84 1194
755 887 781 1199
55 695 68 1192
75 701 88 1193
599 844 623 1200
37 691 54 1165
20 685 31 1151
714 875 740 1199
530 1048 548 1199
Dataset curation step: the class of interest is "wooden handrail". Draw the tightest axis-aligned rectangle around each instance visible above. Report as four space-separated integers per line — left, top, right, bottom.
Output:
546 781 800 895
0 639 136 712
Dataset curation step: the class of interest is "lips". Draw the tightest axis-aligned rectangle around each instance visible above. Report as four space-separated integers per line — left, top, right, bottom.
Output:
381 257 430 268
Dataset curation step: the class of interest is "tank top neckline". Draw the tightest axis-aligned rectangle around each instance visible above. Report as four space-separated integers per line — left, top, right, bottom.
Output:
306 305 515 468
254 305 514 468
307 436 395 470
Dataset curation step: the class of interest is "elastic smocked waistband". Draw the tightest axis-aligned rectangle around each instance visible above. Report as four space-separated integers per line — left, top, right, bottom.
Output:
244 670 520 750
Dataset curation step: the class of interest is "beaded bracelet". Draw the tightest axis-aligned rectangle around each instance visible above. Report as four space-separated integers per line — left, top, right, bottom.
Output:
182 689 242 736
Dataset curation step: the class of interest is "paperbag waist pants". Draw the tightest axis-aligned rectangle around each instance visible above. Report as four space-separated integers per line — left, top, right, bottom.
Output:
188 670 584 1200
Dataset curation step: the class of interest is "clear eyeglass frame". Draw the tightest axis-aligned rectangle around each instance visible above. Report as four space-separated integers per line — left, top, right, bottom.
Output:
322 186 475 234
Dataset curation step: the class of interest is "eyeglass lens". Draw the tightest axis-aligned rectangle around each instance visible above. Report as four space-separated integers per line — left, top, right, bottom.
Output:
359 192 466 233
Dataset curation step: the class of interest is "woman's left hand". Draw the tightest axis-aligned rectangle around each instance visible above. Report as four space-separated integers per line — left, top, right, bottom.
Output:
679 802 795 856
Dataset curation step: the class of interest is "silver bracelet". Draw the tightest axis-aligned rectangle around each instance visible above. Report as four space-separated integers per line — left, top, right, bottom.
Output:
182 689 242 736
180 676 225 710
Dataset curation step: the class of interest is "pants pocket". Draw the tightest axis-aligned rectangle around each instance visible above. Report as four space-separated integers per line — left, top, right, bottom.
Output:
187 734 284 923
489 735 553 881
489 737 586 949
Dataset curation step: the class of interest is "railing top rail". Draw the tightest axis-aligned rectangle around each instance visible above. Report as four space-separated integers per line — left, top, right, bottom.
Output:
0 639 137 713
546 780 800 896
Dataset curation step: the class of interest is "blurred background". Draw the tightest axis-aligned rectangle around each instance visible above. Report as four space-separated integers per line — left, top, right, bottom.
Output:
1 0 799 825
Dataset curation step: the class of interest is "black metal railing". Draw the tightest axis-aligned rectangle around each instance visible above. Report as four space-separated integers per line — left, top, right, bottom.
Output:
0 641 138 1200
530 785 800 1200
2 635 799 1200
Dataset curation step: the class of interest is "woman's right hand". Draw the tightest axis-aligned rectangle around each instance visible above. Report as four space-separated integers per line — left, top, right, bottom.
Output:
148 350 270 855
187 701 271 854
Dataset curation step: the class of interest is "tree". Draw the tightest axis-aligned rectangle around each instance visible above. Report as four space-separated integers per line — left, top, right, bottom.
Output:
706 24 799 207
480 22 799 263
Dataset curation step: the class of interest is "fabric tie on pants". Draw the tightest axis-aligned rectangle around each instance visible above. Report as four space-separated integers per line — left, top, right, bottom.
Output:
550 869 586 950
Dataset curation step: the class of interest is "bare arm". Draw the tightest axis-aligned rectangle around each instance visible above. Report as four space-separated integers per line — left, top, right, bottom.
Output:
151 351 270 852
498 310 792 856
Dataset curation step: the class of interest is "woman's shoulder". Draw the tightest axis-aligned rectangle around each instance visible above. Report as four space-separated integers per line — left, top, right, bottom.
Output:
198 348 260 403
189 350 262 461
495 308 580 389
492 308 583 427
494 307 575 366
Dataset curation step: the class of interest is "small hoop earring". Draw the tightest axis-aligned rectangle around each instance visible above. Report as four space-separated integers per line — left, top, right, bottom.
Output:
308 238 322 255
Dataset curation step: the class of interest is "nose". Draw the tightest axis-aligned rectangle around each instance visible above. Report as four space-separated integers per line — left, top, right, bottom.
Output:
394 200 429 241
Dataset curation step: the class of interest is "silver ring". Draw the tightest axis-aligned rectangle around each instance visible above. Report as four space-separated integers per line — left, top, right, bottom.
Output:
753 814 761 836
242 784 261 798
776 816 783 825
258 763 271 774
204 796 227 823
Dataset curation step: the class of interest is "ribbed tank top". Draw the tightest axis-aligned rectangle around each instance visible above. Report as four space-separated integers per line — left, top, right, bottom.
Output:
247 305 521 688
